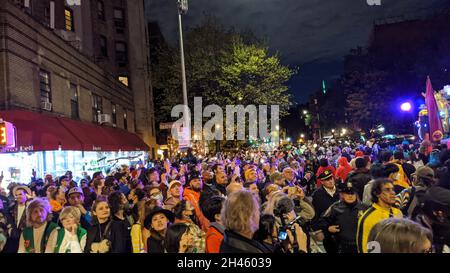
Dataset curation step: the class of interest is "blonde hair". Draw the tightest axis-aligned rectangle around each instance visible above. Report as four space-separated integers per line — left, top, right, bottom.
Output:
221 190 260 235
26 198 53 227
59 206 81 223
368 218 432 253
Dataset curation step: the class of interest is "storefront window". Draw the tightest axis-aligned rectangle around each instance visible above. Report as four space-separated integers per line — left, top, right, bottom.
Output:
0 150 147 191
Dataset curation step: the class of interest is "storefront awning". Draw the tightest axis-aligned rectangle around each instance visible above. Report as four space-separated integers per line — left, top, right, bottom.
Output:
0 110 149 152
101 126 149 151
0 110 82 152
58 117 120 152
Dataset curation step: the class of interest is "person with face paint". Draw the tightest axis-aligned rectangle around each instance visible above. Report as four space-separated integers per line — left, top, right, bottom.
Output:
318 181 369 253
18 198 58 253
357 178 403 253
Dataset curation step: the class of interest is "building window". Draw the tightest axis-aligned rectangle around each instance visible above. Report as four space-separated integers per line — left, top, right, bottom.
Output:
44 7 50 26
97 0 105 20
151 117 155 137
118 76 129 86
21 0 32 14
149 117 153 137
39 70 51 104
124 111 128 130
100 35 108 57
92 94 102 122
113 8 125 29
115 42 128 64
65 8 74 32
111 104 117 125
70 83 79 119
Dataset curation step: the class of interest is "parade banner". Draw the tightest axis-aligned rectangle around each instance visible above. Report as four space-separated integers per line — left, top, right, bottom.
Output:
425 76 444 141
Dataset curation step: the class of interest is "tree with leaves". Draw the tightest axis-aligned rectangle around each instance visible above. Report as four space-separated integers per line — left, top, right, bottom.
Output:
151 17 295 128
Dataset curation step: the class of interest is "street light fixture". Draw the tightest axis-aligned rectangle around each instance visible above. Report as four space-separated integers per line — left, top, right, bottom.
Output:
303 110 308 115
177 0 190 146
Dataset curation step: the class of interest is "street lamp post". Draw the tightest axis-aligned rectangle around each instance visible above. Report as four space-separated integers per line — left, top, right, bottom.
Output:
177 0 190 147
216 124 221 154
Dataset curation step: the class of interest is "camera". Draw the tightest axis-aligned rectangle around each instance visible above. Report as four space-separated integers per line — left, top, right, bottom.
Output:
277 216 306 242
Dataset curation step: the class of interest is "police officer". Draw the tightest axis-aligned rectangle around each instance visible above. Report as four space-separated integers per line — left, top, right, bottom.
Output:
319 181 369 253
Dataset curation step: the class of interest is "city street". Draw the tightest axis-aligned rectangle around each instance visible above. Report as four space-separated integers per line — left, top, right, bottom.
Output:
1 0 450 260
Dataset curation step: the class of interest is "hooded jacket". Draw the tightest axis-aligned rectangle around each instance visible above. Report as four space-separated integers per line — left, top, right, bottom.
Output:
336 157 353 182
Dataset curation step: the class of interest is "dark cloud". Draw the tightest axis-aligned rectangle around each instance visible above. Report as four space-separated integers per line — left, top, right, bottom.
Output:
145 0 448 102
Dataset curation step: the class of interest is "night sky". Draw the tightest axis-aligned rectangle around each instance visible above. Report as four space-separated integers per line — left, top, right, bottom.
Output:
145 0 449 103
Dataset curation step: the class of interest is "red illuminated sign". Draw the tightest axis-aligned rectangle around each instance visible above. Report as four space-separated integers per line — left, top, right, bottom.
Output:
0 121 15 148
0 122 6 145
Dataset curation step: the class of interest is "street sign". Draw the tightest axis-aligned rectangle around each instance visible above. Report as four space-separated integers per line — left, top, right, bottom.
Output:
177 126 191 149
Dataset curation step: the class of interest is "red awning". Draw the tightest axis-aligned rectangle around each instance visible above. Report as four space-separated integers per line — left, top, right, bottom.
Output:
101 126 149 151
0 110 82 152
58 117 119 151
0 110 149 152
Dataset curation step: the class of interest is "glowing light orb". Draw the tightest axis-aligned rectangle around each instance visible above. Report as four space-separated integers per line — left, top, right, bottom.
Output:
401 102 412 112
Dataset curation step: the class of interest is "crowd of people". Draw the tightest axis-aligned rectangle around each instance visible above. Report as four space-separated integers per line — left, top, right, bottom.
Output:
0 137 450 253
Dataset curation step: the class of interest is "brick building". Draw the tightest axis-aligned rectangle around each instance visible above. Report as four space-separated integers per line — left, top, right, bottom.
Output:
0 0 157 181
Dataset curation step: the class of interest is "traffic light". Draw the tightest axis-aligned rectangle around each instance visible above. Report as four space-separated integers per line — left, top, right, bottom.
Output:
0 122 6 145
0 120 16 148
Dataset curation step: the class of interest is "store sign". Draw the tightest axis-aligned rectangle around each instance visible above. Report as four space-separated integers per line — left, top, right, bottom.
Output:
177 126 191 149
19 145 34 152
0 121 16 148
93 146 102 151
160 122 174 130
